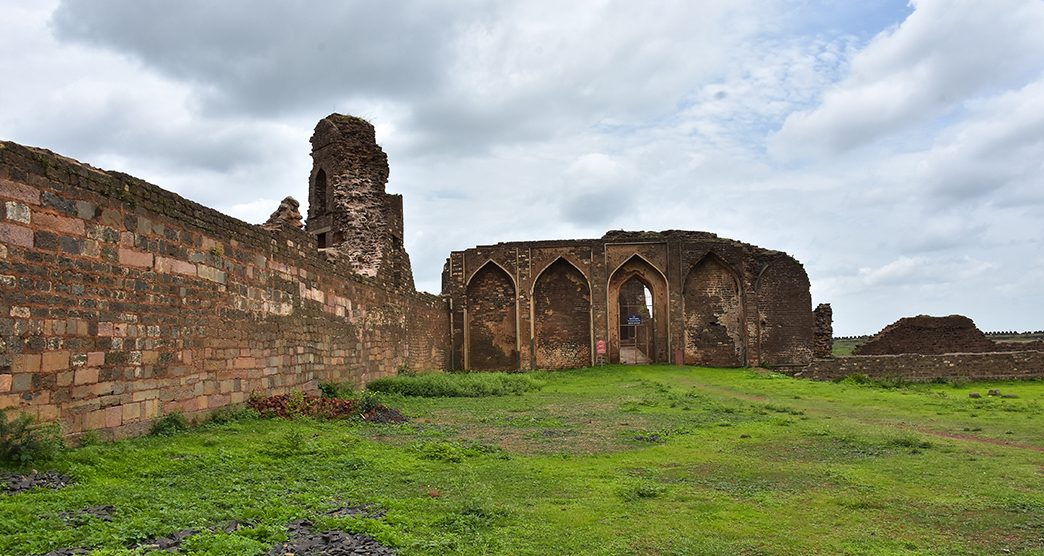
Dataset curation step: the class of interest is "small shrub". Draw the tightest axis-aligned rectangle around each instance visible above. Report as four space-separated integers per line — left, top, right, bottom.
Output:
366 372 541 397
358 390 382 413
149 412 189 436
0 410 64 467
205 405 260 425
77 430 103 448
619 481 665 501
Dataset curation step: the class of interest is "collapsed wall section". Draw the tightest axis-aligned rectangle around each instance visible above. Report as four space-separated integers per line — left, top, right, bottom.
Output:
0 141 447 438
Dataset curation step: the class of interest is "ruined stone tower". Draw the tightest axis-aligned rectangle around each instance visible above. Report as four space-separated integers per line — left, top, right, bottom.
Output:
306 114 415 290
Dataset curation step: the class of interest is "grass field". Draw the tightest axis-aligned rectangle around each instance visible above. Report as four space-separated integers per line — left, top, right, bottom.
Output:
2 366 1042 555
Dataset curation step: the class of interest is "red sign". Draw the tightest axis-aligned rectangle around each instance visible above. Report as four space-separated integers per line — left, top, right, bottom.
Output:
596 340 607 355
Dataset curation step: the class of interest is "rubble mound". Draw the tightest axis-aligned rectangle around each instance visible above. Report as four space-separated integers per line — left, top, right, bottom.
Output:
854 315 1000 355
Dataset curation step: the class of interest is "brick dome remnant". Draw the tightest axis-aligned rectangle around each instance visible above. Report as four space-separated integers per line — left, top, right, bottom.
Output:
853 314 1001 355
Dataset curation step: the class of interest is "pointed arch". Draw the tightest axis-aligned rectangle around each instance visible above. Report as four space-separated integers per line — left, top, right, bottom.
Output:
607 254 669 363
532 257 592 369
465 260 518 370
683 253 745 366
313 168 328 215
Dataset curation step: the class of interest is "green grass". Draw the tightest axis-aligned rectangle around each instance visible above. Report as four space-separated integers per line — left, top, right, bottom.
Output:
2 366 1042 555
366 371 542 397
832 337 868 356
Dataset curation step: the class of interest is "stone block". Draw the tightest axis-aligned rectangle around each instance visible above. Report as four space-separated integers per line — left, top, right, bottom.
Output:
12 354 41 373
118 248 153 268
33 212 85 236
41 351 71 372
0 222 33 247
122 402 141 422
104 406 122 428
4 201 30 223
0 179 40 205
196 264 226 284
155 256 197 276
0 374 10 392
74 367 99 385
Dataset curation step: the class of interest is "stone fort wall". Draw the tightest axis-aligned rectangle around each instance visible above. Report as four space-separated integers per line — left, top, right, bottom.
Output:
0 140 448 439
801 351 1044 382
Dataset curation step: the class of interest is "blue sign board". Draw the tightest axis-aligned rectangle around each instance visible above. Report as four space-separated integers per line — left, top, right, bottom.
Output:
627 315 642 325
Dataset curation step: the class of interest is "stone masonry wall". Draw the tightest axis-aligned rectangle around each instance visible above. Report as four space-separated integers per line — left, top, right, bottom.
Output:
0 141 447 439
812 303 833 358
800 351 1044 382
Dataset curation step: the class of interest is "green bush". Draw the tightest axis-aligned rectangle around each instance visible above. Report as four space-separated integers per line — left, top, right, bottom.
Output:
0 410 64 467
318 381 354 399
366 372 541 397
149 412 189 436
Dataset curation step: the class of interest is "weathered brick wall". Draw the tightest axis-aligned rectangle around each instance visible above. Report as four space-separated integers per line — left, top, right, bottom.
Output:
0 141 447 438
755 256 813 367
812 303 833 358
533 259 592 369
800 351 1044 382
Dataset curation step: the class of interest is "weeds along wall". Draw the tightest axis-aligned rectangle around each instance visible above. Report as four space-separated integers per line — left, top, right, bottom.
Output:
0 141 448 438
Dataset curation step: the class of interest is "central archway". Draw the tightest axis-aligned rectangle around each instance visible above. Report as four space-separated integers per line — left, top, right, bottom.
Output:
607 255 668 364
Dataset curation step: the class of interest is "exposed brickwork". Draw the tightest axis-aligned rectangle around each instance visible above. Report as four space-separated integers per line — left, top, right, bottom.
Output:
812 303 833 358
801 351 1044 382
444 230 816 370
683 255 743 366
0 134 447 439
854 314 1011 355
465 263 517 370
306 115 414 290
533 259 592 369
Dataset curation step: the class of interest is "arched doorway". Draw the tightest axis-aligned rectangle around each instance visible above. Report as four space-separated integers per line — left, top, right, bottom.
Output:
618 277 654 364
607 255 668 364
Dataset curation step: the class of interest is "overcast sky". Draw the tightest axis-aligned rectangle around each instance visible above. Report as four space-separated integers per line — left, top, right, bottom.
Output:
2 0 1043 335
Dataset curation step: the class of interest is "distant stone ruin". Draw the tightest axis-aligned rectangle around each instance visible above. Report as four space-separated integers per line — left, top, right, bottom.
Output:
853 314 1000 355
443 230 816 370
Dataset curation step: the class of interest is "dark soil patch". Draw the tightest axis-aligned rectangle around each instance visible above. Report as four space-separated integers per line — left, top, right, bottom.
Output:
268 519 396 555
43 549 89 556
248 394 407 423
1 471 72 494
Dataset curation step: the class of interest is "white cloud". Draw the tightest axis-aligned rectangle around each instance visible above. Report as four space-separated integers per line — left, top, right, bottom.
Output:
771 0 1044 159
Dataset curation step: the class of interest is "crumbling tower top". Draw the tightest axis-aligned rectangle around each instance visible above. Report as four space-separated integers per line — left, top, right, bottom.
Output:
305 114 414 290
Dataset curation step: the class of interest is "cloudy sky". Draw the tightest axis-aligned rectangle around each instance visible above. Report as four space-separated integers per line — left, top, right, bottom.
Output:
2 0 1043 335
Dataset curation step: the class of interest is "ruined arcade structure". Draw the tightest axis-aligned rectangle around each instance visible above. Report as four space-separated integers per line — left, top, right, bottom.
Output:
442 231 815 371
0 113 820 437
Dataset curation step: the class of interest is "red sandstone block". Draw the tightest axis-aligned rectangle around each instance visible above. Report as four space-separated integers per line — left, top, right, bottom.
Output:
36 404 58 422
142 350 159 365
56 371 74 387
0 222 33 247
233 356 256 370
104 406 122 428
97 322 114 336
41 350 71 372
143 399 160 418
85 410 106 430
118 248 153 268
0 179 40 205
0 374 11 393
74 367 99 385
155 256 197 276
122 402 141 422
87 351 105 366
12 354 41 373
33 212 85 236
